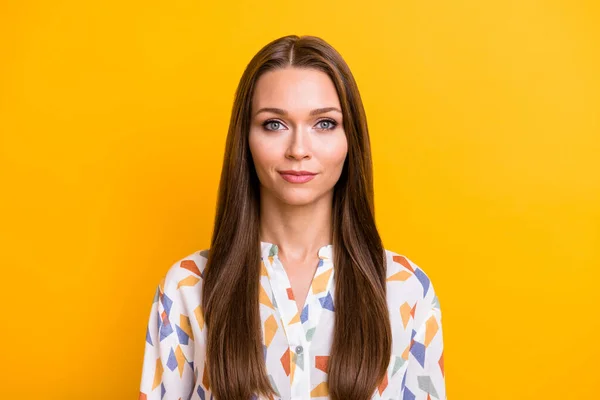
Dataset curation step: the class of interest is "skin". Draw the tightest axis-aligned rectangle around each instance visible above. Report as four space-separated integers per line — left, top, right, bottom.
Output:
249 66 348 313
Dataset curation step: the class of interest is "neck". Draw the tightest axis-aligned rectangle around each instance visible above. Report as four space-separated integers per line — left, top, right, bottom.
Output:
259 187 333 262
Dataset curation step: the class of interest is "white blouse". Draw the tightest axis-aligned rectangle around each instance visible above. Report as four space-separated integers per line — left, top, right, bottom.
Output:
139 241 446 400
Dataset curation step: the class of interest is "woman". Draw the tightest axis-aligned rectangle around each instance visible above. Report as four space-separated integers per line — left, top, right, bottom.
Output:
139 34 445 400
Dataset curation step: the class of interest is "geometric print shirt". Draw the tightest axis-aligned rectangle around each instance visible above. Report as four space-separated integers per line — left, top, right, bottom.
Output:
139 241 446 400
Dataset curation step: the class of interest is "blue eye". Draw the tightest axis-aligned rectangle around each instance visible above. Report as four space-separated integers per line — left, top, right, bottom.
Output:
316 119 337 131
262 120 285 131
261 118 338 132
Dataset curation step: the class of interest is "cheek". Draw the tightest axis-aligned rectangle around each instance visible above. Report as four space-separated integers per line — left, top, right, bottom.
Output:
320 135 348 169
249 134 276 174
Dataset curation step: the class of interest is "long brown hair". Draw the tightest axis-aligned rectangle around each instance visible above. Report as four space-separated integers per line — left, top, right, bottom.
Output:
202 34 391 400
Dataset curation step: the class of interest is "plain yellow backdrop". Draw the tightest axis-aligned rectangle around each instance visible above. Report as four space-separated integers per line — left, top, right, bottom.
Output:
1 0 599 399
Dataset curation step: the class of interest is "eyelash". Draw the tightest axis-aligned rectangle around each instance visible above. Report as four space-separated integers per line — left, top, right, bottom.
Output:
262 118 338 132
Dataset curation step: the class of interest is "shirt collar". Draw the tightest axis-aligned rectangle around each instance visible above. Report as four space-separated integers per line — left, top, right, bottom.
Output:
260 241 334 261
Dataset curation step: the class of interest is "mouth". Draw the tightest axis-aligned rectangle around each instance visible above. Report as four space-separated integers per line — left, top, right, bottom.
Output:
278 170 317 184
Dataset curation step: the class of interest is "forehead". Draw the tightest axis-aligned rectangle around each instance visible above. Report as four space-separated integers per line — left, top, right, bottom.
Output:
252 67 341 112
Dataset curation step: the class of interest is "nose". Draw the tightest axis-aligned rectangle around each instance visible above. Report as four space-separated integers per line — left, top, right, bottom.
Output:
285 127 311 160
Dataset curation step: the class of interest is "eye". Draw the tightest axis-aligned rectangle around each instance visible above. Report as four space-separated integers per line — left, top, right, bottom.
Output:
315 119 338 131
262 119 286 131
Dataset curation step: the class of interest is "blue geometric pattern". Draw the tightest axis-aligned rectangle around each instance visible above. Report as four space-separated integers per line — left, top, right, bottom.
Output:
139 244 445 399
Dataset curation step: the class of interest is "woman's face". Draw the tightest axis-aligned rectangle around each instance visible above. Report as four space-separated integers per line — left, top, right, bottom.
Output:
249 67 348 206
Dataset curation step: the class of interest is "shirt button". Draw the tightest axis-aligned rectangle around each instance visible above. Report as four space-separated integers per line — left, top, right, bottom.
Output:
295 345 303 354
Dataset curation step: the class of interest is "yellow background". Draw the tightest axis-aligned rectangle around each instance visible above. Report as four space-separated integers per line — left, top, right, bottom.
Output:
1 0 598 399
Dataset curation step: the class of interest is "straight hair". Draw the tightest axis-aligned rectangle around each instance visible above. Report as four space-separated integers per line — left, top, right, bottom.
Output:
202 34 391 400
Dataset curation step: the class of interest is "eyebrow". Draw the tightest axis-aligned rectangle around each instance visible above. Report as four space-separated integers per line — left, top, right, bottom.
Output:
253 107 342 117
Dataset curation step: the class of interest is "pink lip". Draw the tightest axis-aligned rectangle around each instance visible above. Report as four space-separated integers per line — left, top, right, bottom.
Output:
278 170 317 183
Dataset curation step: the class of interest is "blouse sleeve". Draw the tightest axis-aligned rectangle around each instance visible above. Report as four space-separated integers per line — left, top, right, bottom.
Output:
404 277 446 400
139 272 196 400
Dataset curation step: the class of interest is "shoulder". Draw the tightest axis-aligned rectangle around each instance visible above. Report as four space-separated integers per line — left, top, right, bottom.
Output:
143 250 210 355
384 249 435 296
383 248 442 317
156 248 210 301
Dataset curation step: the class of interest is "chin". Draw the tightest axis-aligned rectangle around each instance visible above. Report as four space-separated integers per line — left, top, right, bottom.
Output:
276 191 318 206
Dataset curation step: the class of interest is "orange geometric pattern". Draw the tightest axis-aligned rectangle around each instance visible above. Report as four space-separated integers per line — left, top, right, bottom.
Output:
280 348 291 376
138 242 446 399
286 287 295 300
315 355 328 373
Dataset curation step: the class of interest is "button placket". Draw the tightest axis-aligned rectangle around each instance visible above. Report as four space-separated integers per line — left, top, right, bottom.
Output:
260 241 335 399
264 244 309 396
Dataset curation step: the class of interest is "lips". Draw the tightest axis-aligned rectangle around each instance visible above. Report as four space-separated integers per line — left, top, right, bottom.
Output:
278 170 317 183
278 170 316 175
